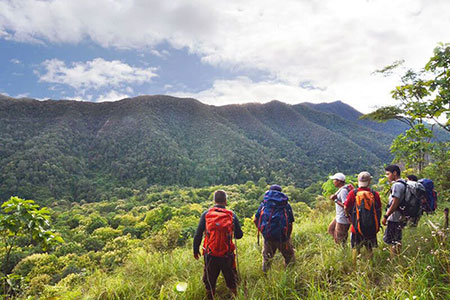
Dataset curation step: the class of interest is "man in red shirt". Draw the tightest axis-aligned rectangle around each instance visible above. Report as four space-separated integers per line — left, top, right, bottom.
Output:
344 171 382 264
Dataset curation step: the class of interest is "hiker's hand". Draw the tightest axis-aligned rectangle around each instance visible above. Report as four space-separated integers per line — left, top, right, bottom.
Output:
194 252 200 260
330 194 337 200
382 216 387 226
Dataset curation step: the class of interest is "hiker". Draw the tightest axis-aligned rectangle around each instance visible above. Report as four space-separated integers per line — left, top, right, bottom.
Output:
254 184 295 272
327 173 351 245
344 171 381 263
383 165 406 257
193 190 243 299
418 178 438 214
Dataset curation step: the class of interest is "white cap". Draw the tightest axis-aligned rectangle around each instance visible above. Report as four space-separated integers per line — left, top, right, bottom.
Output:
329 173 345 182
358 171 372 188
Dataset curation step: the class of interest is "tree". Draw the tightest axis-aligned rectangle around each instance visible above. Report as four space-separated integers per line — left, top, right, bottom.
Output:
363 43 450 132
0 196 63 295
390 124 434 172
362 43 450 171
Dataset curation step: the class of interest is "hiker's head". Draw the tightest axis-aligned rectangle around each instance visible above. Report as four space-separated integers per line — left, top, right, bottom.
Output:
358 171 372 188
269 184 282 192
385 165 401 182
407 175 418 182
214 190 227 205
329 173 345 187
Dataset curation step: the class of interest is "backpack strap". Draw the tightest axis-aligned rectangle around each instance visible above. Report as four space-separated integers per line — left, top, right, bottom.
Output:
257 205 265 232
395 179 407 206
283 207 289 237
396 179 407 186
266 207 275 238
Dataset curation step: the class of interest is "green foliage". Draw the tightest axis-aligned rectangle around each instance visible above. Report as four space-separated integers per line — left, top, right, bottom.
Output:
1 177 447 299
421 142 450 200
0 196 63 294
0 96 399 204
84 214 108 234
0 197 62 251
363 43 450 172
29 205 450 300
144 206 174 231
390 124 434 171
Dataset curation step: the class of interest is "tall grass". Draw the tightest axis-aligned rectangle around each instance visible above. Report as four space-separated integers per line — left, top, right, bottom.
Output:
38 209 449 300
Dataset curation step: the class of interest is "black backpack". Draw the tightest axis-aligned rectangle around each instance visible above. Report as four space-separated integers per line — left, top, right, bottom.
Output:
397 180 426 218
352 188 381 238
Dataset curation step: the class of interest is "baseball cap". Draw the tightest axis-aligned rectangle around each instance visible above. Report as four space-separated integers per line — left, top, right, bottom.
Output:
358 171 372 187
329 172 345 182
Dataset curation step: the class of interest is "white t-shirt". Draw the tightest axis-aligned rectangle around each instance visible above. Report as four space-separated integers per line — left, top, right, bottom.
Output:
335 186 350 224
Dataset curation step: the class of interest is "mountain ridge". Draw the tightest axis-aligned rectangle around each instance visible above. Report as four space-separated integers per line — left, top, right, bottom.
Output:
0 95 416 203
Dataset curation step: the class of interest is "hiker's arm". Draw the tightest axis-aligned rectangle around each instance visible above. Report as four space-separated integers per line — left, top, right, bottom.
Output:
287 223 293 238
383 188 400 226
193 212 207 258
343 191 354 217
385 196 401 217
286 203 295 223
386 182 404 218
233 214 243 239
287 204 294 238
344 204 351 217
253 204 262 227
335 189 348 208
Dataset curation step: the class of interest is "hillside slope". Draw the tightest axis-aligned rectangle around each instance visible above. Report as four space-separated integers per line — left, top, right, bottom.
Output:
0 95 403 203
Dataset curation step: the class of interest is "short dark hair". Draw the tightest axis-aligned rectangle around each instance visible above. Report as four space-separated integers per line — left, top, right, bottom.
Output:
214 190 227 203
407 175 418 181
385 165 401 176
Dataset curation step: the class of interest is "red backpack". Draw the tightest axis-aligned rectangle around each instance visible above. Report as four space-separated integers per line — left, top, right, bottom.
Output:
203 207 235 257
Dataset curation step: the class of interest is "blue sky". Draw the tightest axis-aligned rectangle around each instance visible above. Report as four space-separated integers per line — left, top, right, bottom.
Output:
1 0 450 113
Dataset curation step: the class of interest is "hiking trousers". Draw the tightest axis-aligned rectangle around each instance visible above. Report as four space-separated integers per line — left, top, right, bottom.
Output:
262 238 295 272
203 253 237 292
328 218 350 245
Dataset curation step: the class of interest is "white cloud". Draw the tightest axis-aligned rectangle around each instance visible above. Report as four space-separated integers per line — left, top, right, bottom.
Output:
15 93 30 98
37 58 157 92
150 49 170 59
10 58 21 64
95 90 130 102
172 76 394 113
1 0 450 110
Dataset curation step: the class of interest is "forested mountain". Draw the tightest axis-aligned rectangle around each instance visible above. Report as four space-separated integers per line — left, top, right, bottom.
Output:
304 100 411 135
0 95 417 203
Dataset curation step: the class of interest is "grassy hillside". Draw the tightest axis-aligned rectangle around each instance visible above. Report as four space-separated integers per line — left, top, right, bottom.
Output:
25 205 450 300
8 180 449 300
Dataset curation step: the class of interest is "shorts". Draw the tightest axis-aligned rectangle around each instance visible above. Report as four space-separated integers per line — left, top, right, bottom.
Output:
351 232 378 249
383 221 404 245
328 219 350 245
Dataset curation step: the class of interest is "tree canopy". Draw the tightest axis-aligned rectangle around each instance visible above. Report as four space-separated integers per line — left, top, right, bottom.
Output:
362 43 450 171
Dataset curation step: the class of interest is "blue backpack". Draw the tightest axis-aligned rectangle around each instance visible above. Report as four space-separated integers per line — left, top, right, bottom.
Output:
256 190 290 241
419 178 437 212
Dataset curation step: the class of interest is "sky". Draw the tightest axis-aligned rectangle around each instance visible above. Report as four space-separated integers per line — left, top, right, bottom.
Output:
1 0 450 113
